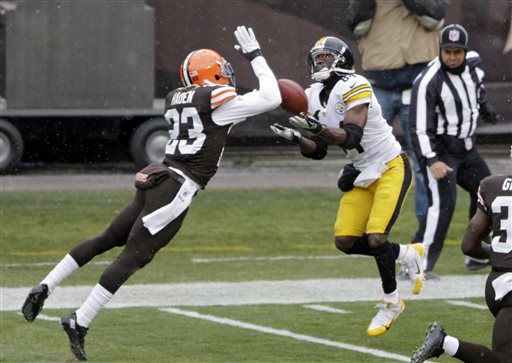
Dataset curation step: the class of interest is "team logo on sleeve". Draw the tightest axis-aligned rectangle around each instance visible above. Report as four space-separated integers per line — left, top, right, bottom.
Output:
335 102 345 115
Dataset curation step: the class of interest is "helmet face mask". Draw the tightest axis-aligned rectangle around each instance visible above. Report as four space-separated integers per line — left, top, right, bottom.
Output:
180 49 236 88
309 51 334 81
219 60 235 85
308 37 355 81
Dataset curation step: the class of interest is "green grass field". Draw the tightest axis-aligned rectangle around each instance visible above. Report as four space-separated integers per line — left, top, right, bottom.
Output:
1 187 493 362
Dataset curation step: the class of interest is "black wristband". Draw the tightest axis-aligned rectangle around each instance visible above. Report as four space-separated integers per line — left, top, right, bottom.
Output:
426 156 439 166
242 49 262 61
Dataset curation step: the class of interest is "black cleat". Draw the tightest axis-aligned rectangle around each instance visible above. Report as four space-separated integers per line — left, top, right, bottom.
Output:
464 256 491 271
411 322 446 363
424 271 441 281
61 313 88 361
21 283 49 322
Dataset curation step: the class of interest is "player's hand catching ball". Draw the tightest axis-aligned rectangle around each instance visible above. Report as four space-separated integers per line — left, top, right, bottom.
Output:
289 112 325 134
270 123 302 143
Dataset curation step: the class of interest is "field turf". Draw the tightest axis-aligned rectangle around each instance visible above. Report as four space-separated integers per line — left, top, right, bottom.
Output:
1 187 492 362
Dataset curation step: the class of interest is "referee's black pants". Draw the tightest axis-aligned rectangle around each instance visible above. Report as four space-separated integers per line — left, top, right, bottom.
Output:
415 147 490 272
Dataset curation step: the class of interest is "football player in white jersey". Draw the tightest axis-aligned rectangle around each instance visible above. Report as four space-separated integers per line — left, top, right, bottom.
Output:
271 36 424 336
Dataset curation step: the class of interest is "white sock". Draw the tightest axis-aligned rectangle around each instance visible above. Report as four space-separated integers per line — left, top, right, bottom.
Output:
398 245 408 261
383 289 399 304
75 284 113 328
442 335 459 356
41 254 79 294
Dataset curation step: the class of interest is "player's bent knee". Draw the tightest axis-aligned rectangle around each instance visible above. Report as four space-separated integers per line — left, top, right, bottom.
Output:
335 236 357 253
368 234 387 249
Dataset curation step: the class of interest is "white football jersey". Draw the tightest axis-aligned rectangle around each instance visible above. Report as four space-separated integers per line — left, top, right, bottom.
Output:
305 74 401 170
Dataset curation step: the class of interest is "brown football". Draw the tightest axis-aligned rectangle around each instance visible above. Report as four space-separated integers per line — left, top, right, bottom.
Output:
277 78 308 115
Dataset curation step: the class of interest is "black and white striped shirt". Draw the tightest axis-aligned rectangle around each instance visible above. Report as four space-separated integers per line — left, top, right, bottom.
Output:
409 51 486 164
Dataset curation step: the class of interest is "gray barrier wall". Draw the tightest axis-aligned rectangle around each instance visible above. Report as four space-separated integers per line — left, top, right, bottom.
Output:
5 0 154 109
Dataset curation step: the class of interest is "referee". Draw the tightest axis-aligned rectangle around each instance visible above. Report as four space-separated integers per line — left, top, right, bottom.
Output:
409 24 500 279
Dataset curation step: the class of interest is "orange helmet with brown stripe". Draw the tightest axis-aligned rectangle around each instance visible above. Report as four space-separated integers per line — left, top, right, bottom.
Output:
180 49 236 87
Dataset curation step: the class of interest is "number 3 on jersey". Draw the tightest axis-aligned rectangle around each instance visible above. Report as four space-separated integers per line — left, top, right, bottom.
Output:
491 196 512 254
164 107 206 155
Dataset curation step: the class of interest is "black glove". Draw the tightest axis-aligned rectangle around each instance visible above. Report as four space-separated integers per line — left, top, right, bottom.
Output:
479 100 500 125
270 123 302 143
402 0 450 20
345 0 376 36
289 112 326 134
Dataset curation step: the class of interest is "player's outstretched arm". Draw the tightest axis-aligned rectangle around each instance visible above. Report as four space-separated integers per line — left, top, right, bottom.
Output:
234 26 262 62
212 26 280 123
270 123 325 159
270 123 302 143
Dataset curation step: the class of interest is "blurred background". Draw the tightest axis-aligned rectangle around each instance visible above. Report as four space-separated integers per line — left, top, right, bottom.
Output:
0 0 510 172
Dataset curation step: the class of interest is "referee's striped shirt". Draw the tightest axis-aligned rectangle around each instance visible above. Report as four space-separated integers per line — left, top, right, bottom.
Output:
409 51 486 164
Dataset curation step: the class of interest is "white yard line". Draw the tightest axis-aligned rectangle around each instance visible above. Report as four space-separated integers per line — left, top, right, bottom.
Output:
191 255 367 263
1 275 486 312
161 307 417 362
303 304 351 314
445 300 487 310
16 312 61 321
1 255 365 267
1 261 111 268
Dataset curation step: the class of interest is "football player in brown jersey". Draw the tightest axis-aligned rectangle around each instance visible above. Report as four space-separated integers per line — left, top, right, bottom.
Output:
21 25 281 361
411 146 512 362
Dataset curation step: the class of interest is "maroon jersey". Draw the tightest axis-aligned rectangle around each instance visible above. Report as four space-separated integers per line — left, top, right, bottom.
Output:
477 174 512 270
163 85 235 188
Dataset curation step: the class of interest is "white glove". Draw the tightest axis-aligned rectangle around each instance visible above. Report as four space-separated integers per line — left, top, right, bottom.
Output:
270 123 302 143
289 112 325 134
234 26 262 61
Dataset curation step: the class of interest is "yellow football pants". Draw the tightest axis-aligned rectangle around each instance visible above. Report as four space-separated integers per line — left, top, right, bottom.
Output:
334 153 412 237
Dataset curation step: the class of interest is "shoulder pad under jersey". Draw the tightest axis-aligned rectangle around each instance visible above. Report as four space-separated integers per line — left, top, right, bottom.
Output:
210 85 237 109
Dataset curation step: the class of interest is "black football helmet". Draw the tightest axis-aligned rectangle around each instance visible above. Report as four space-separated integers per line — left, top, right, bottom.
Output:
308 36 355 81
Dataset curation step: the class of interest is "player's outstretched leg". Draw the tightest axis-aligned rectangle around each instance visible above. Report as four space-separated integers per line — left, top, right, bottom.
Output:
411 322 446 363
21 283 49 322
367 297 405 336
61 312 89 361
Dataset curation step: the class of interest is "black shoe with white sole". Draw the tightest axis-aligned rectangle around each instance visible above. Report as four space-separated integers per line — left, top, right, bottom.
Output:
61 312 88 361
411 322 446 363
464 256 491 271
21 283 49 322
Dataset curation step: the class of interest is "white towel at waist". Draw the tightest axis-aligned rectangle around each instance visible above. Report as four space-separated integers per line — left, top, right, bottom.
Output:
492 272 512 301
142 176 197 235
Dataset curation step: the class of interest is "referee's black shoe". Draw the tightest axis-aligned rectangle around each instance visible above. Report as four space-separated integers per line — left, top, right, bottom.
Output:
61 312 88 361
21 283 49 322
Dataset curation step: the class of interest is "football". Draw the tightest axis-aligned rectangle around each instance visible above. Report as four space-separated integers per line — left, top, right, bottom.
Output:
277 78 308 115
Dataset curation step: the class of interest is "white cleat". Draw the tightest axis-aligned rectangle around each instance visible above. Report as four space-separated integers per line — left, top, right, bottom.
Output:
367 297 405 336
400 243 424 295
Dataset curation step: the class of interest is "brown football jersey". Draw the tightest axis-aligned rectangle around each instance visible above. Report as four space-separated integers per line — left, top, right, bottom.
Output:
477 174 512 270
163 85 235 188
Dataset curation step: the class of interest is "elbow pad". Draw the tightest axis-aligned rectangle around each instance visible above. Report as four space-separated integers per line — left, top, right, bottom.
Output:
341 124 364 149
301 136 328 160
